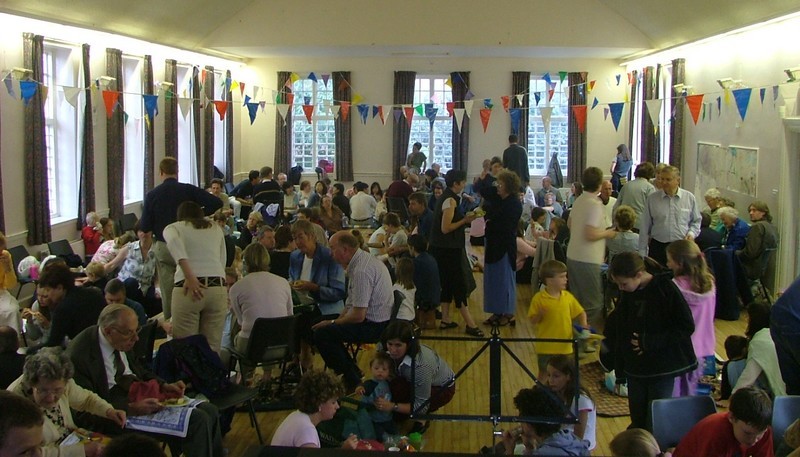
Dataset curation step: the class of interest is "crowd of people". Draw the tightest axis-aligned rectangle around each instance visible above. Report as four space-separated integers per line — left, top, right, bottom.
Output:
0 140 798 456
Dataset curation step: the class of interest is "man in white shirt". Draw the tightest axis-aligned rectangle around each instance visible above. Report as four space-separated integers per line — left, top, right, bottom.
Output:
599 180 616 229
349 182 377 225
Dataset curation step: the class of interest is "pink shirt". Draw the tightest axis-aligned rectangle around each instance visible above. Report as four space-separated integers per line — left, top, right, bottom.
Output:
271 410 320 447
673 276 716 357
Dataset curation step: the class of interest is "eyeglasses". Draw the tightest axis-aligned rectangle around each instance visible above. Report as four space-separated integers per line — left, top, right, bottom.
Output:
111 326 140 338
33 386 65 397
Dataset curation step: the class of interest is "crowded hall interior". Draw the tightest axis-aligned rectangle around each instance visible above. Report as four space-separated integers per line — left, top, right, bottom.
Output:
3 1 800 455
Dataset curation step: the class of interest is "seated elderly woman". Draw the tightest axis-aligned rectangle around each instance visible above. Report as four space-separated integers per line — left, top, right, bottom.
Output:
271 370 358 449
718 206 750 251
8 347 127 457
229 243 293 382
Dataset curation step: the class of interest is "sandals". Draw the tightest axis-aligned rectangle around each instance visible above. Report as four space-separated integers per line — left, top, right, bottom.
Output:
465 326 485 337
439 321 458 330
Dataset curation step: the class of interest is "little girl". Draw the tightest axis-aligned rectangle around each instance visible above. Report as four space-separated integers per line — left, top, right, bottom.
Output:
545 355 596 450
666 240 716 396
392 258 416 322
607 252 697 430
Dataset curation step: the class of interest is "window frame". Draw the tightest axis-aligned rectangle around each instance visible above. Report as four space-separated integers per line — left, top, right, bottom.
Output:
290 78 336 175
176 64 198 185
409 75 453 173
527 77 569 177
122 54 145 204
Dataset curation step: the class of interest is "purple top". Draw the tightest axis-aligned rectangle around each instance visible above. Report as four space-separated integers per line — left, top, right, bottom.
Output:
673 276 716 357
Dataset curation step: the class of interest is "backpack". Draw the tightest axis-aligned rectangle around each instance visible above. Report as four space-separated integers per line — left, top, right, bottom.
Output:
153 334 231 397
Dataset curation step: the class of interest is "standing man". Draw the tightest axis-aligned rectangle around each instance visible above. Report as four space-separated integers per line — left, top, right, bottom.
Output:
638 165 701 266
312 231 393 392
502 134 530 190
407 142 427 175
252 166 281 195
139 157 222 322
566 167 616 328
612 162 656 232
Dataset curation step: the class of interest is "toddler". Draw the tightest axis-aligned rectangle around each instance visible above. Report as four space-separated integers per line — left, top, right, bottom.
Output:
357 352 398 440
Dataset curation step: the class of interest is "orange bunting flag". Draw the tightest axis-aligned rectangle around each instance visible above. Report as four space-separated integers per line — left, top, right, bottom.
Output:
501 95 510 113
571 105 587 133
479 108 492 132
339 79 349 92
446 102 455 117
340 102 351 121
685 94 704 125
239 82 246 97
201 69 207 85
403 106 415 128
588 80 596 93
548 87 555 102
214 100 228 120
302 105 314 124
102 90 120 118
286 93 295 106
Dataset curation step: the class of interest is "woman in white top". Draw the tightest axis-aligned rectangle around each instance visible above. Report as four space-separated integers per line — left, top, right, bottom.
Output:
733 301 787 397
229 243 293 381
271 370 358 449
163 201 227 353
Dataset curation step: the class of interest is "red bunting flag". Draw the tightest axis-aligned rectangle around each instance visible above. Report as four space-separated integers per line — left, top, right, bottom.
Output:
479 108 492 132
685 94 704 125
201 69 207 86
403 106 415 127
214 100 228 120
302 105 314 124
340 102 351 121
239 82 245 97
378 105 386 124
286 93 295 106
102 90 120 118
571 105 587 133
446 102 455 117
548 88 555 102
338 79 349 92
501 95 510 113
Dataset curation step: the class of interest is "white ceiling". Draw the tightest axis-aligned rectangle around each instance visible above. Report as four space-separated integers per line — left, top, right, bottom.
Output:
1 0 798 60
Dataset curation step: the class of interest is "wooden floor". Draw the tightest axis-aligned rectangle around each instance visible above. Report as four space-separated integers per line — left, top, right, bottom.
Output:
221 264 748 456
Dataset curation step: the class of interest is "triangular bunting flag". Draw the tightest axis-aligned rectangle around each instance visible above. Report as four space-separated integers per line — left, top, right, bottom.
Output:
230 80 238 93
403 106 415 127
548 87 555 102
588 80 596 93
453 108 465 132
425 103 438 128
357 104 370 124
558 71 567 84
372 105 380 119
380 105 390 125
685 94 704 125
516 94 524 105
20 81 37 105
243 94 251 107
534 92 541 106
41 86 48 104
501 95 510 112
123 111 129 124
732 88 752 121
259 101 266 113
759 88 766 105
608 103 624 131
603 107 609 120
331 105 341 118
340 102 351 121
415 104 424 116
445 102 455 117
302 104 315 124
308 72 317 83
352 93 364 105
246 102 259 125
303 95 311 105
465 90 475 101
393 108 402 123
214 100 228 120
509 109 522 135
615 74 621 86
321 74 330 87
143 94 159 120
286 93 295 106
290 73 300 83
543 73 552 87
239 82 245 97
645 99 663 130
444 77 452 88
571 105 587 133
3 73 15 98
773 85 780 102
102 90 120 118
483 98 493 109
717 97 722 115
276 104 289 125
464 100 474 118
178 98 192 118
338 79 349 92
540 106 553 132
591 97 599 110
63 87 82 108
479 108 492 132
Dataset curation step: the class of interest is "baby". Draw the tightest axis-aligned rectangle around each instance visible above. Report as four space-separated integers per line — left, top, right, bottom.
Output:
357 352 397 440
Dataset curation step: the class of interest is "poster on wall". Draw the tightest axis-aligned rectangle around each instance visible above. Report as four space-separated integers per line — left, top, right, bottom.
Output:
695 142 758 198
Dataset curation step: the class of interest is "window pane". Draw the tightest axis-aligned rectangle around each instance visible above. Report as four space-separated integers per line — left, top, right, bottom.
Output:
409 76 453 172
291 77 335 174
527 78 569 177
123 56 144 202
176 65 197 185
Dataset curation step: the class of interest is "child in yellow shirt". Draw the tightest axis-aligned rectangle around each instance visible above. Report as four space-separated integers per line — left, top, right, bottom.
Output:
0 232 21 334
528 260 588 380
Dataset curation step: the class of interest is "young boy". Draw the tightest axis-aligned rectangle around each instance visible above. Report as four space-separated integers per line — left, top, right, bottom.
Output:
383 212 408 268
408 234 440 329
356 352 397 440
528 260 588 380
720 335 749 400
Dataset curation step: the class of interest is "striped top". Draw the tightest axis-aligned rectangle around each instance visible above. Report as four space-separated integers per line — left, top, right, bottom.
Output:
346 249 393 323
396 344 455 414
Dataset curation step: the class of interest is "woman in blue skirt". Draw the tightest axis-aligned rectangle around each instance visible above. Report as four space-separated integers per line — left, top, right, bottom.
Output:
480 170 523 326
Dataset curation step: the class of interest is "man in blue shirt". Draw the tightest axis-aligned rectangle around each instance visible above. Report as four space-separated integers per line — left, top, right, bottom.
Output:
139 158 222 322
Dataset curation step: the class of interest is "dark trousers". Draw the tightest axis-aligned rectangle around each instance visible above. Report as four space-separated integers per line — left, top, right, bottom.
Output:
122 278 161 317
313 320 388 388
389 376 455 418
627 375 676 431
772 321 800 395
647 239 671 267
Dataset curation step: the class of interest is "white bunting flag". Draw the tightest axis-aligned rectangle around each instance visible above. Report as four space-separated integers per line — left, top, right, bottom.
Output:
540 106 553 131
63 87 82 108
178 98 192 118
464 100 474 118
453 108 466 132
276 104 290 125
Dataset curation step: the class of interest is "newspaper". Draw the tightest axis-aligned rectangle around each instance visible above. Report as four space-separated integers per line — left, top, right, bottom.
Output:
125 398 206 437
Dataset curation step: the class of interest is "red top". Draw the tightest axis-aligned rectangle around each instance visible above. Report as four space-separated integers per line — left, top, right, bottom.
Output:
673 412 773 457
81 225 103 256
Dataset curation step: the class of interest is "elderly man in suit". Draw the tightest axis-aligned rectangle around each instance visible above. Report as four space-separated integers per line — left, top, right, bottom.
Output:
67 305 224 457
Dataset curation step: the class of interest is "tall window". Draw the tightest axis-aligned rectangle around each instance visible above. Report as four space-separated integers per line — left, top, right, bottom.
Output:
630 76 645 164
527 77 569 176
122 55 144 203
658 65 673 163
409 76 452 172
176 65 197 185
43 43 79 222
213 70 227 178
291 78 335 172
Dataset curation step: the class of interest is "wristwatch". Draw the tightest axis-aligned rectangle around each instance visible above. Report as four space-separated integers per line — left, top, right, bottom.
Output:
392 403 399 411
330 320 336 326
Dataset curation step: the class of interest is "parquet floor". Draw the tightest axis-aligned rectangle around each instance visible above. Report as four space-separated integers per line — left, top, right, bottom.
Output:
220 260 747 456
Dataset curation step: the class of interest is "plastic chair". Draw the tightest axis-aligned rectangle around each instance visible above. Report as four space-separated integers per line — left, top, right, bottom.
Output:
47 239 74 257
8 245 35 299
772 396 800 449
229 315 297 395
651 395 717 450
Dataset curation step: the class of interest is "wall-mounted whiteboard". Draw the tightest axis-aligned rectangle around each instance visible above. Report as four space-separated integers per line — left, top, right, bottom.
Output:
695 142 759 198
